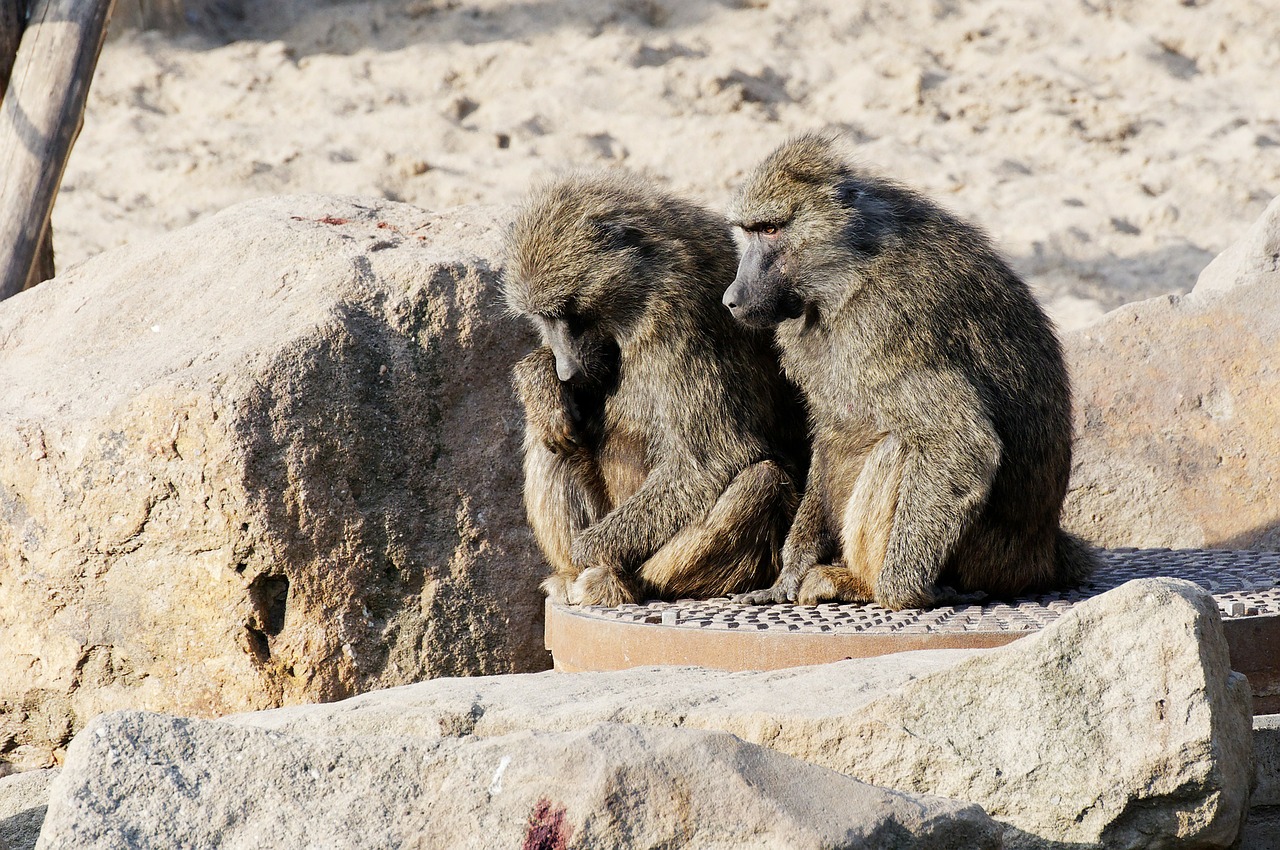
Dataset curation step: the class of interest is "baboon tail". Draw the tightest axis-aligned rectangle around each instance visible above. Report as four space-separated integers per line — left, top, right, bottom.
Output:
1055 530 1099 586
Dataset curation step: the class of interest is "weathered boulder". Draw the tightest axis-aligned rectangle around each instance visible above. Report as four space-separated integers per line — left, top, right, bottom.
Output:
1063 195 1280 549
224 577 1250 848
0 768 56 850
838 578 1252 849
36 714 1001 850
0 195 543 773
1192 194 1280 297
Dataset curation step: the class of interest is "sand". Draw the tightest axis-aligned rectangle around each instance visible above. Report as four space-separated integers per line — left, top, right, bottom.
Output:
52 0 1280 329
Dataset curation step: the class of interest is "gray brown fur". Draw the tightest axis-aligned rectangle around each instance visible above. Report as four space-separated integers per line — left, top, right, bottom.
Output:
724 134 1096 610
505 170 805 606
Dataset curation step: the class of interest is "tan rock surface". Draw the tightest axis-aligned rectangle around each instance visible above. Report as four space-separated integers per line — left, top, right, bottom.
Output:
0 195 542 772
229 578 1251 848
840 579 1253 849
36 715 1001 850
1063 197 1280 550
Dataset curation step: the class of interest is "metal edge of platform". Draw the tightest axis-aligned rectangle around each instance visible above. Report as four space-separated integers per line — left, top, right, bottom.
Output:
545 600 1280 715
545 599 1023 671
1225 617 1280 714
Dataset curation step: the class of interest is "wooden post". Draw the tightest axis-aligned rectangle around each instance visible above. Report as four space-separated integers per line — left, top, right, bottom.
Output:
1 2 24 85
0 0 114 301
0 0 53 292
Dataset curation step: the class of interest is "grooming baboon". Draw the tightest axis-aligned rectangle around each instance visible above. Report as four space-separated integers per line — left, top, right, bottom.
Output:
505 170 805 607
724 133 1096 610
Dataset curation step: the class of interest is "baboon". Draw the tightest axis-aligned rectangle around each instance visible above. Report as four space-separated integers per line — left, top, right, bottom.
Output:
724 133 1096 610
505 170 805 607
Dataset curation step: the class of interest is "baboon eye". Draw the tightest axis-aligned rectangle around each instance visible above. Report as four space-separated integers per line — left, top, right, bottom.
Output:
760 224 780 236
564 313 588 336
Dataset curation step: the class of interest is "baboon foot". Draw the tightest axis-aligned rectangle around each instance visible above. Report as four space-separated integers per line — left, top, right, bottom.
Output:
540 573 575 604
573 566 639 607
732 569 800 605
797 564 874 606
873 571 936 611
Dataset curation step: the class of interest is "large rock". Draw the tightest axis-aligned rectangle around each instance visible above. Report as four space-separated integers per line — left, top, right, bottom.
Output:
36 714 1000 850
1192 194 1280 297
0 196 543 773
836 579 1252 849
1063 196 1280 549
227 577 1250 848
0 768 57 850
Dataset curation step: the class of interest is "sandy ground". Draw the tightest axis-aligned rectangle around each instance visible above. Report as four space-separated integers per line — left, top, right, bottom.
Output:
52 0 1280 329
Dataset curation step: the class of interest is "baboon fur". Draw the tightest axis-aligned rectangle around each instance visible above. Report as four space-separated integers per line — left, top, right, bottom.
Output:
724 133 1096 610
505 170 805 607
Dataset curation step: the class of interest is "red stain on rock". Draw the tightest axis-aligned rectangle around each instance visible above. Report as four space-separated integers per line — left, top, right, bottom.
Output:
522 797 573 850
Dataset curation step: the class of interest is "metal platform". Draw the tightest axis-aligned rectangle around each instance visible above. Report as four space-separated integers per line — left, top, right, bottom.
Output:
545 548 1280 713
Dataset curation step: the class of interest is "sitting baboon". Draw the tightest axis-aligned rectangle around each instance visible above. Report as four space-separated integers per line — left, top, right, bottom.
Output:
724 133 1096 610
505 170 806 607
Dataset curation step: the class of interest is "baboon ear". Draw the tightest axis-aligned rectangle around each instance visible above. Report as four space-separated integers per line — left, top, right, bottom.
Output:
834 177 867 210
836 177 896 255
592 218 650 253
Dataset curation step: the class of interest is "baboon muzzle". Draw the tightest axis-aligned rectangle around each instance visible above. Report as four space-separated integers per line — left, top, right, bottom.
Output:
724 242 801 327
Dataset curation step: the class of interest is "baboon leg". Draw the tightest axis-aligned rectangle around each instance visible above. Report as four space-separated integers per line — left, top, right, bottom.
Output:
732 483 821 604
523 442 609 603
790 436 904 606
838 434 905 599
734 439 847 605
514 346 613 603
875 374 1001 610
637 460 796 600
796 563 876 605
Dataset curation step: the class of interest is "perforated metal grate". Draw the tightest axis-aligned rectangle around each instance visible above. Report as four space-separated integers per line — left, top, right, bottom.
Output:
579 548 1280 635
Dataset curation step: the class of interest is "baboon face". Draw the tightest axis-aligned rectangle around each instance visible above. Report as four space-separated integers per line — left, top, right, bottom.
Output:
505 174 661 386
528 312 618 387
722 221 805 328
724 134 899 326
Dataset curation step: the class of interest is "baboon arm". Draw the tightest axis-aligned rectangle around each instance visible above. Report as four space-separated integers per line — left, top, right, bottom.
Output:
735 466 834 604
511 347 579 454
875 370 1001 609
512 347 560 411
570 460 724 573
782 473 836 576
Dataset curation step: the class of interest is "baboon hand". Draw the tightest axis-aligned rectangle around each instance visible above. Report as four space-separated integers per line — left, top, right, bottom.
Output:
537 392 584 456
513 352 586 455
522 401 582 456
732 569 800 605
